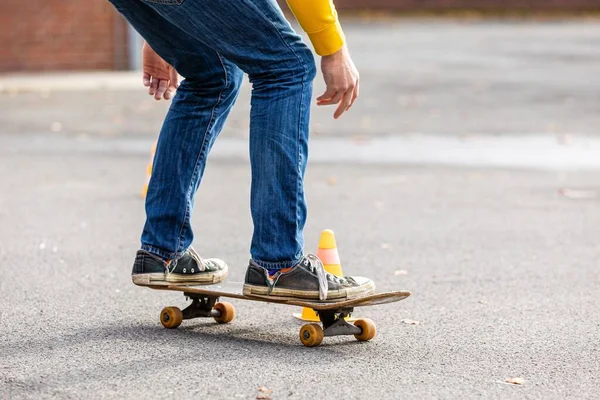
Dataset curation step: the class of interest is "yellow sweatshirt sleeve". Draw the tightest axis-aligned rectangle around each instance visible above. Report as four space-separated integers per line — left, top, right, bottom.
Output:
285 0 345 56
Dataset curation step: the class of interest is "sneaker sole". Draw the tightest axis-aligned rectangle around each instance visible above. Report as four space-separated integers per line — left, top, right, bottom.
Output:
132 265 228 286
132 273 166 286
242 280 375 301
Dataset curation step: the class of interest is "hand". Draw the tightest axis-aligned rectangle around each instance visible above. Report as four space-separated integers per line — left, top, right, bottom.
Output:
317 45 359 119
142 42 179 100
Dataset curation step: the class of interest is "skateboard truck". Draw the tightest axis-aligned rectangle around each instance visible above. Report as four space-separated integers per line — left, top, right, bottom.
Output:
159 293 235 329
180 293 221 319
319 309 361 337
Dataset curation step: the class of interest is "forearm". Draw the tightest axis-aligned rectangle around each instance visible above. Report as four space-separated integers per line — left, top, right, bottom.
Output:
285 0 345 56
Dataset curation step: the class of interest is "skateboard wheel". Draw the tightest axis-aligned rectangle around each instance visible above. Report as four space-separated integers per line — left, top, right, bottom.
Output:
353 318 376 341
160 306 183 329
213 301 235 324
299 323 324 347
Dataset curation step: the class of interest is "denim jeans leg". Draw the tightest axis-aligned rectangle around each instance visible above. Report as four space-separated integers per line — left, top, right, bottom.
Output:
143 67 243 260
108 0 244 260
247 50 315 268
133 0 317 268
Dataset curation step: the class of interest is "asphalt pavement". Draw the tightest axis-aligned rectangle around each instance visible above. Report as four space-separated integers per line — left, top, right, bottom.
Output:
1 18 600 399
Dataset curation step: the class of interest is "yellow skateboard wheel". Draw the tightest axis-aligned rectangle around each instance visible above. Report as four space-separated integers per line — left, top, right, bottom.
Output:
160 306 183 329
353 318 376 341
299 323 324 347
213 301 235 324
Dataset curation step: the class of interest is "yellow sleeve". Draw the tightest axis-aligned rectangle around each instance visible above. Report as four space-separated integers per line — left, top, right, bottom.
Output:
285 0 345 56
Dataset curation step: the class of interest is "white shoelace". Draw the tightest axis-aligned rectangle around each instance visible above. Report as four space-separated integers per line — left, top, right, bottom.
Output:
187 247 206 271
166 247 206 274
306 254 328 301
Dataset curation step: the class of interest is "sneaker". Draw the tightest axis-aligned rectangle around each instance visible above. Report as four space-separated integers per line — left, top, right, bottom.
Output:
131 247 228 285
243 254 375 301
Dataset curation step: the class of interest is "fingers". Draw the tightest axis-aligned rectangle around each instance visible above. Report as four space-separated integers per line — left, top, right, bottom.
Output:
143 72 151 87
316 87 337 104
154 79 169 100
147 74 179 100
164 69 179 100
164 82 177 100
348 80 359 108
318 79 358 119
164 86 175 100
148 76 158 97
349 79 359 111
334 89 355 119
318 90 344 106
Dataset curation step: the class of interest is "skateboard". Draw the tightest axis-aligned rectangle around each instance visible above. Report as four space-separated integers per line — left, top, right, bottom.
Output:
139 281 411 347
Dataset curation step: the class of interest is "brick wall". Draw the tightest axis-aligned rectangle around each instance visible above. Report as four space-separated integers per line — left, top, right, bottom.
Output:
1 0 599 72
0 0 128 72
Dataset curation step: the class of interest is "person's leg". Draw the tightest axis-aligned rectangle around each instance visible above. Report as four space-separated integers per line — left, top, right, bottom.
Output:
133 0 315 267
108 0 243 284
116 0 374 299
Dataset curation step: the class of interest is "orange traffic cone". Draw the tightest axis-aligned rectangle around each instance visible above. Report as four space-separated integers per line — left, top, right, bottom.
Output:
294 229 355 321
142 141 157 198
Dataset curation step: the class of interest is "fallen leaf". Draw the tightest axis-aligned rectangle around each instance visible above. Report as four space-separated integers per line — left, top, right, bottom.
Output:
258 387 272 395
256 395 272 400
505 377 524 385
401 319 420 325
394 270 408 276
558 188 598 200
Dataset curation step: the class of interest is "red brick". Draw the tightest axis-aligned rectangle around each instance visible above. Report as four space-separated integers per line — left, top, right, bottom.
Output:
0 0 128 72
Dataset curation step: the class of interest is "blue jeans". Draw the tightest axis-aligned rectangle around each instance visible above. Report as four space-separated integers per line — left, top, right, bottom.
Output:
109 0 316 268
110 0 316 268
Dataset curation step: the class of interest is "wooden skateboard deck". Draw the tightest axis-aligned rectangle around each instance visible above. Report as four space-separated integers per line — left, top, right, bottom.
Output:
138 281 411 347
142 281 410 310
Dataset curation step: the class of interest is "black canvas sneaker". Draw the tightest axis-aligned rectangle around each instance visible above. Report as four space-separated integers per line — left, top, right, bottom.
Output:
131 247 228 285
243 254 375 301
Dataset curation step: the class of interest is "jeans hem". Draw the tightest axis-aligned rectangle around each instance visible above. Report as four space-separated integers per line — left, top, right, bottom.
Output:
251 255 304 269
141 244 184 261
